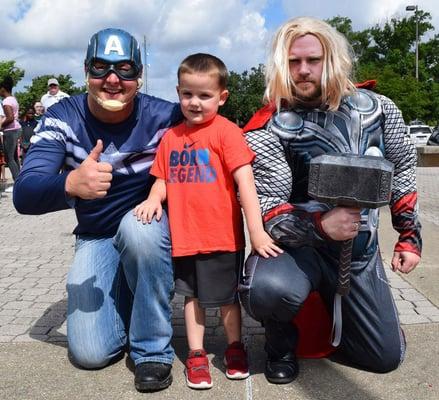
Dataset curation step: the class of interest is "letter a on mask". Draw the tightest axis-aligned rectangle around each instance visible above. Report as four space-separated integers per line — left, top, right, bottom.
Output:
104 35 125 56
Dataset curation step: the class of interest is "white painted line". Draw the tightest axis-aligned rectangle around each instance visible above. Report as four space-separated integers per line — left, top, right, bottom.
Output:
243 335 253 400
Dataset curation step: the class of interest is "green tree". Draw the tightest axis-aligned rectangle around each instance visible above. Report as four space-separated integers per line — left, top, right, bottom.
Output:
330 11 438 125
0 60 25 87
428 81 439 126
368 11 433 78
220 64 265 126
326 16 371 62
422 34 439 82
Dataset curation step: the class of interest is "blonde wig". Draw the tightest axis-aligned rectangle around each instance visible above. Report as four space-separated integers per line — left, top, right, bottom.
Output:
264 17 356 111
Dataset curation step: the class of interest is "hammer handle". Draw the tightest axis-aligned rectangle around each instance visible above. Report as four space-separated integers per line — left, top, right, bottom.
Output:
337 239 353 296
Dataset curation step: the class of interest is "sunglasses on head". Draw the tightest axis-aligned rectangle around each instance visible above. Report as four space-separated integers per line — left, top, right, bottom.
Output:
87 60 140 80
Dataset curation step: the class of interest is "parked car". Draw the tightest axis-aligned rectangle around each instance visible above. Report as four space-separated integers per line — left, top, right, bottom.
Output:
407 123 433 146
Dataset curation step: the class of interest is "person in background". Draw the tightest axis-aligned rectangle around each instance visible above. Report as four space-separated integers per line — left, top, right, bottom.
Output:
33 101 45 120
0 101 4 126
0 138 6 184
40 78 69 110
0 102 6 184
0 138 6 185
13 28 182 393
0 76 21 192
19 107 38 161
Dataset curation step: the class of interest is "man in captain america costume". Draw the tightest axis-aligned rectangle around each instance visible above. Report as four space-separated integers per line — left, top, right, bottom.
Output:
239 17 422 384
13 28 181 392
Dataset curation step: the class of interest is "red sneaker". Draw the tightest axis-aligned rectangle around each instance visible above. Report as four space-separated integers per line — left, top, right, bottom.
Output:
185 349 213 389
224 342 249 379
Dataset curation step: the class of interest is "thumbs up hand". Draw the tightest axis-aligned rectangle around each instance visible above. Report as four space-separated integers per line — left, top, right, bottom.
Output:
65 139 113 199
88 139 105 162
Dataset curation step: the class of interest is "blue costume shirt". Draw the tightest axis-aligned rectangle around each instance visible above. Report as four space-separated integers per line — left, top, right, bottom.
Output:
14 93 181 236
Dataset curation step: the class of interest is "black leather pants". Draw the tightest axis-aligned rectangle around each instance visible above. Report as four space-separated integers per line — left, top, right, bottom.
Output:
239 246 405 373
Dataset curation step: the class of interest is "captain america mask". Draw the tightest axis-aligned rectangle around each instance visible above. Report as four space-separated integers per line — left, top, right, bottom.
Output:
87 60 140 80
85 28 143 112
85 28 143 80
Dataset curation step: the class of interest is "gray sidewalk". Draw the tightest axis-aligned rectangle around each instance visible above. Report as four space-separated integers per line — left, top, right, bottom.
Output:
1 168 438 400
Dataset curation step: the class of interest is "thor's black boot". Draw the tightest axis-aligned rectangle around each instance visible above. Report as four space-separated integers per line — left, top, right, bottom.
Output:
263 319 299 384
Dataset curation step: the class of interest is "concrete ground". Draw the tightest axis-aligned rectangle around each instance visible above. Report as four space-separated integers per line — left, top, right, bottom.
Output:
1 167 438 400
1 327 438 400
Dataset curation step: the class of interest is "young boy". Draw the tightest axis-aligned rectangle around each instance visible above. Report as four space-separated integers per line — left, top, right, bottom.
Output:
134 53 282 389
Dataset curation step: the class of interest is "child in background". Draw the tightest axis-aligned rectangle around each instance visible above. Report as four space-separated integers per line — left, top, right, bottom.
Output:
134 53 282 389
19 108 38 162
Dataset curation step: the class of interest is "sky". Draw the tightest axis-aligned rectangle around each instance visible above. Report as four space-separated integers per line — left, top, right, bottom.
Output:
0 0 437 102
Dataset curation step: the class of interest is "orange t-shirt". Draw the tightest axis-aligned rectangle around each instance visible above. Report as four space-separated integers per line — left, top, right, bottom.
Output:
151 115 255 256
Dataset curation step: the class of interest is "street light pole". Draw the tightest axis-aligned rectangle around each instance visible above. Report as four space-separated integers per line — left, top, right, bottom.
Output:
406 5 419 81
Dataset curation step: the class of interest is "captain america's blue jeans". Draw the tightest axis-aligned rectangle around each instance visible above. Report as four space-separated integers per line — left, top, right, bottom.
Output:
66 210 174 368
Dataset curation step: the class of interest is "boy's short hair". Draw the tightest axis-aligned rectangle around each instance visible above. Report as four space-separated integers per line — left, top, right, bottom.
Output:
178 53 228 89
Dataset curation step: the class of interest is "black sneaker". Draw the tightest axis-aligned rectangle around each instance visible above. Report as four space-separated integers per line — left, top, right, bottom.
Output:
134 362 173 392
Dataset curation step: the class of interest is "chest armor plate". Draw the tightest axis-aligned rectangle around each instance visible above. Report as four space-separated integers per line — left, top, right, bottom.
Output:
269 89 385 202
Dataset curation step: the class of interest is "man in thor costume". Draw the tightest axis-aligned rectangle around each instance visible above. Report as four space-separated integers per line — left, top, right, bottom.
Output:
239 17 422 384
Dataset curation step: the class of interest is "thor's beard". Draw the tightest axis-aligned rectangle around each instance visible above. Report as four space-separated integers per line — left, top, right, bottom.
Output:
294 81 321 102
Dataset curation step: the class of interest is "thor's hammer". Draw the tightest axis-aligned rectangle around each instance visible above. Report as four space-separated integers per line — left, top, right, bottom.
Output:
308 152 394 295
308 152 393 346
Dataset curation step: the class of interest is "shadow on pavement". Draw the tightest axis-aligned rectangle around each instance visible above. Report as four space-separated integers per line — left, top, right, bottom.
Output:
29 298 67 347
